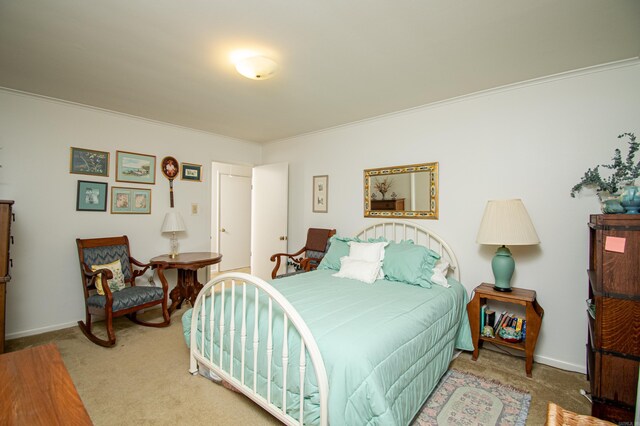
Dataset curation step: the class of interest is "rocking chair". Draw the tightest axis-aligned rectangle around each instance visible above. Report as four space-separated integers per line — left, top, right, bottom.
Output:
270 228 336 279
76 236 170 347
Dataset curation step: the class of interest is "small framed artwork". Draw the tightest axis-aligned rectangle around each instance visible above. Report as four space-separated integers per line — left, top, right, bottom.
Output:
70 147 109 177
313 175 328 213
181 162 202 182
76 180 108 212
116 151 156 184
111 187 152 214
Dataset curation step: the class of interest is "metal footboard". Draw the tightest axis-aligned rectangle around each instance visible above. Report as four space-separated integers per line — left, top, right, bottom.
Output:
189 272 329 426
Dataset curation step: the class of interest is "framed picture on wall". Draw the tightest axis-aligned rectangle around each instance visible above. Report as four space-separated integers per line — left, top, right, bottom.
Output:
70 147 109 177
313 175 328 213
181 162 202 181
111 187 151 214
76 180 108 212
116 151 156 184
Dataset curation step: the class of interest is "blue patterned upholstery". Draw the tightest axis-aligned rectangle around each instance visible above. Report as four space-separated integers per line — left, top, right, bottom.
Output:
83 244 132 281
86 286 164 312
306 250 325 260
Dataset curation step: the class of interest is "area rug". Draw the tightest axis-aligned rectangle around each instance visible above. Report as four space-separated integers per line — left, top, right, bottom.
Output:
413 369 531 426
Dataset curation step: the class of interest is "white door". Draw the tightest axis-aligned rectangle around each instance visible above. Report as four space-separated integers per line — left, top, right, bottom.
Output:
251 163 288 280
219 174 251 271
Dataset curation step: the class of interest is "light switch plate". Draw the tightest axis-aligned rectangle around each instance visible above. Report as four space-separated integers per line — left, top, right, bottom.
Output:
191 203 199 215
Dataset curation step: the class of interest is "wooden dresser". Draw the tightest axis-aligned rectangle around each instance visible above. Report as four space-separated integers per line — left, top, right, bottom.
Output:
371 198 405 211
587 214 640 423
0 200 14 354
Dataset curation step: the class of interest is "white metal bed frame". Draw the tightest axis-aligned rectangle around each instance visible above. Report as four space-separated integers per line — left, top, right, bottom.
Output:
188 221 460 426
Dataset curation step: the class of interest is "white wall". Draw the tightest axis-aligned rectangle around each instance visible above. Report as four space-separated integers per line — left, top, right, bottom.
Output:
0 90 261 338
262 60 640 373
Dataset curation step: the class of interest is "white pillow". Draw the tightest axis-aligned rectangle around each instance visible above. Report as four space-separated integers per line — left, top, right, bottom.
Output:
348 241 389 279
430 260 451 288
348 241 388 262
332 256 382 284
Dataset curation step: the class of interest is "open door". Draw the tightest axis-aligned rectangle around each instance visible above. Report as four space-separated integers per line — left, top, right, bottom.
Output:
219 173 251 271
251 163 288 280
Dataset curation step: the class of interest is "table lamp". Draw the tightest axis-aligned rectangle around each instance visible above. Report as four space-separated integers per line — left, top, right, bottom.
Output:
476 199 540 292
161 211 186 258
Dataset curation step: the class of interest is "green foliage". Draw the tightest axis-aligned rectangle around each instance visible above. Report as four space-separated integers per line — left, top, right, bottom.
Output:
571 133 639 198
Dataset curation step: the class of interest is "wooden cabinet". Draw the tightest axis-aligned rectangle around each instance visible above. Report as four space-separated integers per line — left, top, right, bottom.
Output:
0 200 14 354
467 283 544 377
587 214 640 423
371 198 405 211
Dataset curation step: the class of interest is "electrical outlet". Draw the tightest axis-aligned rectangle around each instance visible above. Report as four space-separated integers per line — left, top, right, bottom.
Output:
191 203 199 215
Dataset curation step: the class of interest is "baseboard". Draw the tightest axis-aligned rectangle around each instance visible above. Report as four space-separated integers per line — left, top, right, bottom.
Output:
482 345 586 374
534 354 586 374
6 320 78 340
6 306 165 341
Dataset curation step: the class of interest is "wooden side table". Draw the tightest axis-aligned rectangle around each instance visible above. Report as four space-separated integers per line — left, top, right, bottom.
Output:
150 252 222 314
467 283 544 377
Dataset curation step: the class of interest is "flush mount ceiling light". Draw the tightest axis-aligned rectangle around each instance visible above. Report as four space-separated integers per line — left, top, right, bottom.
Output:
234 56 278 80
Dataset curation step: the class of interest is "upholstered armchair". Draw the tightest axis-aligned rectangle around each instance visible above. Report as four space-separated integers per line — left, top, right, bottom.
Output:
76 236 170 347
270 228 336 279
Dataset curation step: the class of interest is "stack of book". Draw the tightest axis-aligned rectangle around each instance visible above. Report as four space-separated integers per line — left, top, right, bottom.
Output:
479 305 527 342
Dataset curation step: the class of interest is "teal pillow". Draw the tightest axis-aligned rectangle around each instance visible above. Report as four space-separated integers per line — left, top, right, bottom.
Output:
318 235 390 271
317 235 359 271
383 241 441 287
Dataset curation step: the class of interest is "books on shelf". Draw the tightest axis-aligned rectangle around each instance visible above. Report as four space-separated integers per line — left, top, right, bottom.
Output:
491 311 527 342
480 305 497 337
479 307 527 342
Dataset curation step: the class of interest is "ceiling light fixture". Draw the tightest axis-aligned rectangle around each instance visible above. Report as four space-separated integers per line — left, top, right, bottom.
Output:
234 56 278 80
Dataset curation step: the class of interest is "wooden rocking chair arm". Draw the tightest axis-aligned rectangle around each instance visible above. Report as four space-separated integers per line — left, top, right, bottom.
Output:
130 256 151 268
80 262 114 300
81 263 114 280
270 247 307 261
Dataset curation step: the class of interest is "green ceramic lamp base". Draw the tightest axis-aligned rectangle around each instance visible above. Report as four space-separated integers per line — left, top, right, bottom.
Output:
492 245 515 292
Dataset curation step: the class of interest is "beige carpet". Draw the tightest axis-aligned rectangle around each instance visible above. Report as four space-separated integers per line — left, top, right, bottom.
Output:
6 308 590 425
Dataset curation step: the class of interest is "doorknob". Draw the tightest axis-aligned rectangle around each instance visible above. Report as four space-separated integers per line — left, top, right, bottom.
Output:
279 236 287 241
220 228 226 232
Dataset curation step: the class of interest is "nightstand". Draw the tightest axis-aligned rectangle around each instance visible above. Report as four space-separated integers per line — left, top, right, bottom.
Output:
467 283 544 377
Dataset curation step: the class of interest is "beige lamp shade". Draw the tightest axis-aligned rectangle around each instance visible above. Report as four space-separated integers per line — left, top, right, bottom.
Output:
161 211 186 233
476 199 540 246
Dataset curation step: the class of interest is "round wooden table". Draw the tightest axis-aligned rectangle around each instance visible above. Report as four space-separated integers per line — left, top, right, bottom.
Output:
150 252 222 314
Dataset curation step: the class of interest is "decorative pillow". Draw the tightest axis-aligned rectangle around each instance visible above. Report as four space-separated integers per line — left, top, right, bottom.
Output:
382 241 440 288
91 259 126 295
318 235 360 271
332 256 382 284
428 260 451 288
348 241 388 279
348 241 388 262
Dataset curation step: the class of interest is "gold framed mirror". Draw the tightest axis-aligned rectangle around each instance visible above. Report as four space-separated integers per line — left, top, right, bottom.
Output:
364 162 438 219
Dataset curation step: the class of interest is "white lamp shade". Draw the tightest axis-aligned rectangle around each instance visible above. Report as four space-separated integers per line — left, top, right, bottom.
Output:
476 199 540 246
161 211 186 233
235 56 278 80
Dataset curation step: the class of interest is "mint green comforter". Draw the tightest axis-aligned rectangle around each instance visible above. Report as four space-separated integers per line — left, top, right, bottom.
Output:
183 270 472 425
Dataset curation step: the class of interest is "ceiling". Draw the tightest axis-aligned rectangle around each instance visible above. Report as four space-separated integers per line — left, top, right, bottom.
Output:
1 1 639 143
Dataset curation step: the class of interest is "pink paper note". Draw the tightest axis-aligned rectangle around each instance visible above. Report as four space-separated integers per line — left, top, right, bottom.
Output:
605 236 626 253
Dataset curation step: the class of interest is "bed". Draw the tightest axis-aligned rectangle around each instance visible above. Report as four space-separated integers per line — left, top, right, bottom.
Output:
183 221 473 425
